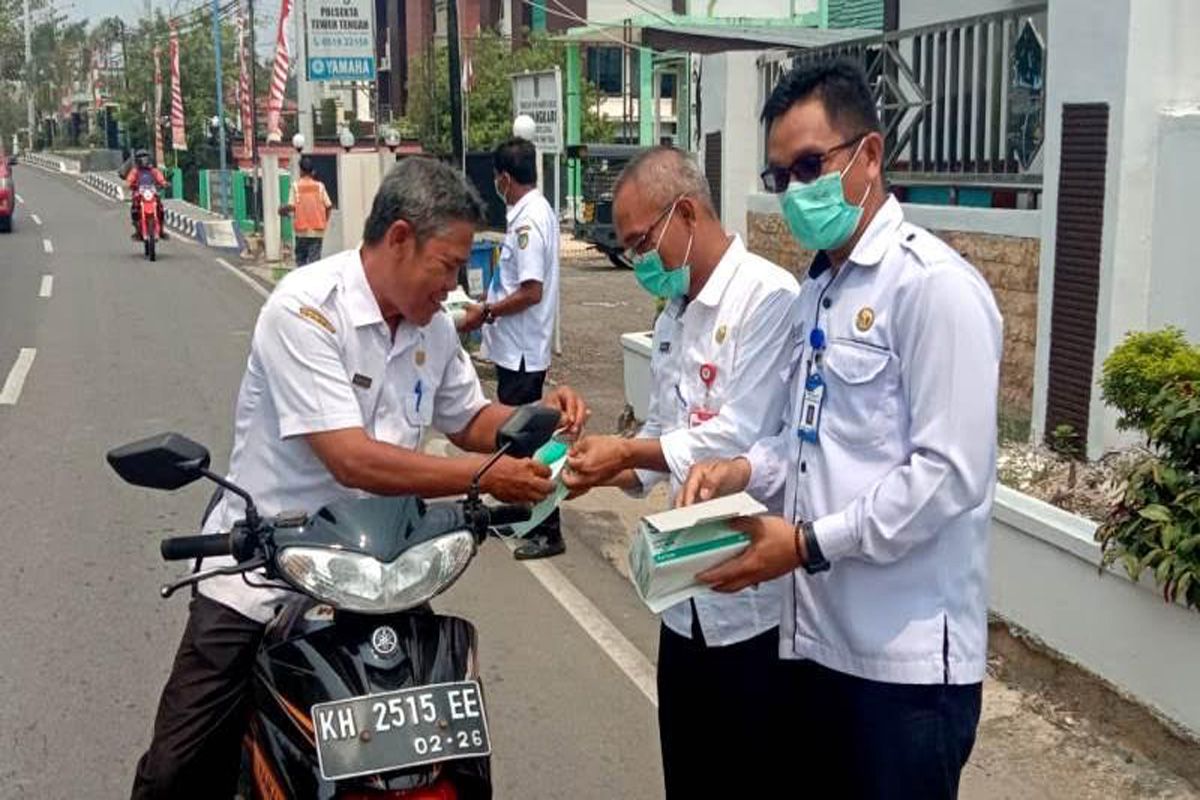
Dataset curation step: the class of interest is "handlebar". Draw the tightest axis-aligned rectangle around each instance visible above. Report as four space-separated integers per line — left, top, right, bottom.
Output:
161 533 231 561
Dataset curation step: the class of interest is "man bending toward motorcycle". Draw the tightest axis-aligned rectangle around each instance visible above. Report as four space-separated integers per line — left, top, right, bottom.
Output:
126 149 169 240
130 157 588 799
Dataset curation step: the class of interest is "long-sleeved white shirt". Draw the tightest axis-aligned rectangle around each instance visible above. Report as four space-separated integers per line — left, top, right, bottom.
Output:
633 235 799 646
745 197 1002 684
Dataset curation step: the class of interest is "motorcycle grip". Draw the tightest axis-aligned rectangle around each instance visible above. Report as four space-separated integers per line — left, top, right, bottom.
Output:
488 504 532 527
161 533 232 561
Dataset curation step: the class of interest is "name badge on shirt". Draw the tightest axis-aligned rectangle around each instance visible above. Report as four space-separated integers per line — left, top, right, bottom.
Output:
797 373 826 443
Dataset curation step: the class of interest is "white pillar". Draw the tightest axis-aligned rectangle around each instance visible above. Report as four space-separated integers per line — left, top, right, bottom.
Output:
295 0 314 150
262 153 282 261
337 152 384 252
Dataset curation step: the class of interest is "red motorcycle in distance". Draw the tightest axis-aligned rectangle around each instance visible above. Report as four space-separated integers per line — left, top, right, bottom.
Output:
135 186 161 261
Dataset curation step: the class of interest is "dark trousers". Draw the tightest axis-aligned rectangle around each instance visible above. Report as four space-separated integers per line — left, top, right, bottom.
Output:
495 359 560 541
783 658 983 799
295 235 324 266
131 595 265 800
657 622 784 799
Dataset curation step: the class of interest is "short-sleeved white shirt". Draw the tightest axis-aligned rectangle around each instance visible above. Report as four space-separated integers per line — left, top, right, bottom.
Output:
199 248 489 622
482 189 559 372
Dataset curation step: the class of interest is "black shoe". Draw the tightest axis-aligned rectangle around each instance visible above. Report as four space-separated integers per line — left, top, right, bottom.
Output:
513 534 566 560
131 232 141 241
159 229 170 240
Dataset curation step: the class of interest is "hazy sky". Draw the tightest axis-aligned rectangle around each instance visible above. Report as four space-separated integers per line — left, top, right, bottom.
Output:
69 0 282 56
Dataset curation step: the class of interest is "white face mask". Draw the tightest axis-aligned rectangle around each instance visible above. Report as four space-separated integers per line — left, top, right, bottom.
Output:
494 175 510 207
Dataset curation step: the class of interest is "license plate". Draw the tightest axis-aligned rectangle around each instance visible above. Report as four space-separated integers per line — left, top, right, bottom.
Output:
311 680 491 782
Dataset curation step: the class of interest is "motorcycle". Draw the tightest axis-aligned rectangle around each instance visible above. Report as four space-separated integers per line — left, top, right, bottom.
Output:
107 404 562 799
136 186 161 261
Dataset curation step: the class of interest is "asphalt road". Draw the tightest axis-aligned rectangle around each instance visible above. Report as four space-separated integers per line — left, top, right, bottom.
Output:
0 166 664 799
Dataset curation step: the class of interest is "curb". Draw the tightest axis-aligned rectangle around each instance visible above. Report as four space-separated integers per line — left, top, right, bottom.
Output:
81 171 126 201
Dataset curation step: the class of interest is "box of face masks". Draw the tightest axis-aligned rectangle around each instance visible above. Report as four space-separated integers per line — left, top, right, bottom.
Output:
628 492 767 614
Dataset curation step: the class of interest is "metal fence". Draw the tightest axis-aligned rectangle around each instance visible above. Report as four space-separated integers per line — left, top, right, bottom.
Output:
759 3 1048 189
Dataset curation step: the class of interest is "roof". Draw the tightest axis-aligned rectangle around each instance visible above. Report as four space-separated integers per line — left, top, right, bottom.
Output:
557 15 878 53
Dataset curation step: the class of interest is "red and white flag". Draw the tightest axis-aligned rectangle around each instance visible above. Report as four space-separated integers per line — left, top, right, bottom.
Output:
169 22 187 151
153 44 165 161
237 3 254 158
265 0 293 143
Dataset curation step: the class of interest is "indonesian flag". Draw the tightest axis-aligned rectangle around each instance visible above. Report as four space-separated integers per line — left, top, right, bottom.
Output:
265 0 293 143
237 4 254 158
169 22 187 151
153 44 165 161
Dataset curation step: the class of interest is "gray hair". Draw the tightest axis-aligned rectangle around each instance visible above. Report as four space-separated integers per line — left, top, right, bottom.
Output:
613 146 715 212
363 157 486 244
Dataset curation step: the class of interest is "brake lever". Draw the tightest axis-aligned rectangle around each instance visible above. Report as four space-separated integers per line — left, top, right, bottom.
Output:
160 557 269 598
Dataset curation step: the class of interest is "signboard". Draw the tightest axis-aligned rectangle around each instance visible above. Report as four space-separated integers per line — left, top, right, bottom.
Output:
306 0 377 82
511 69 563 153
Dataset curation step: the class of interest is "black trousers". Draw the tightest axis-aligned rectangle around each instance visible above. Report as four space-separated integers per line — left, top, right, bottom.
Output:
782 658 983 799
131 595 265 800
495 359 560 540
295 235 324 266
657 622 784 799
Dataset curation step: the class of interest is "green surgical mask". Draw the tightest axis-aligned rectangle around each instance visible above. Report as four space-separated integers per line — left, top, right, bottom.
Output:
779 139 870 251
632 202 693 300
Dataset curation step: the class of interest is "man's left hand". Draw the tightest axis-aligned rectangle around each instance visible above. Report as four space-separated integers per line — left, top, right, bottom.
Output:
697 515 805 593
457 304 486 333
543 386 590 436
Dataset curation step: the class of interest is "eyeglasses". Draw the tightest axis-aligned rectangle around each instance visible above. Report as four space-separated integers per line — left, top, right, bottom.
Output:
623 195 683 262
759 133 868 194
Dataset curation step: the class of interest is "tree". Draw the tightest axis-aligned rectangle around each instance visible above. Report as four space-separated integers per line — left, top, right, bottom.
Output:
406 31 614 156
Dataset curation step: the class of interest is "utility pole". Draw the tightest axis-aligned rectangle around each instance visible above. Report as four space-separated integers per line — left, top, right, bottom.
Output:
212 0 229 216
24 0 35 151
294 0 312 149
247 0 261 232
447 0 464 167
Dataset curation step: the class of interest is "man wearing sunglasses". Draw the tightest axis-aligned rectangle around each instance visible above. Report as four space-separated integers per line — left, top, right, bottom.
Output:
678 60 1003 797
562 146 799 798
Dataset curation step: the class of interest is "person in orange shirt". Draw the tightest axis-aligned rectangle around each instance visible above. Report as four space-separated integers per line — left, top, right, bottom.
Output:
280 156 333 266
127 149 169 240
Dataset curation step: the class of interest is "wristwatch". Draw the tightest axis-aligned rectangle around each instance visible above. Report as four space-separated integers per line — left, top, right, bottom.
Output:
481 303 497 324
797 520 831 574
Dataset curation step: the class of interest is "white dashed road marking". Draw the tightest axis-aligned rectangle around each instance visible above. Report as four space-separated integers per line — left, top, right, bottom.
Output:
39 275 53 298
0 349 37 405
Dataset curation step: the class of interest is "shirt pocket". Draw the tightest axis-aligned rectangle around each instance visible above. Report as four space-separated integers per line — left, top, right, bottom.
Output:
402 383 435 433
821 339 899 448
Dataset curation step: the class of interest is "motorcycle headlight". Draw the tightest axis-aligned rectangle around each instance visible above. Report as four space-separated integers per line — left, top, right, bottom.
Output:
277 531 476 613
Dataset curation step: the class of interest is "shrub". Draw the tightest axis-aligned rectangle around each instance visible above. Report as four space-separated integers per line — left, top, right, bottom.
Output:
1099 327 1200 433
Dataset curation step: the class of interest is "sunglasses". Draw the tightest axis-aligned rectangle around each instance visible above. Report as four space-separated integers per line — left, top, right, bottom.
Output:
759 133 868 194
623 195 683 262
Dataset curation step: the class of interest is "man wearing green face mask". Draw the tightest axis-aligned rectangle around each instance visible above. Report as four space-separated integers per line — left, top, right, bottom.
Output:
563 146 800 798
678 60 1003 798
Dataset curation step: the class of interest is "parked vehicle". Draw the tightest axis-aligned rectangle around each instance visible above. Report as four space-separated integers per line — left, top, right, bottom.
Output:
568 144 644 268
106 405 561 799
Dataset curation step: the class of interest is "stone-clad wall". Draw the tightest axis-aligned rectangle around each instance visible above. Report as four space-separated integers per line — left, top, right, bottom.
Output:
746 211 1039 421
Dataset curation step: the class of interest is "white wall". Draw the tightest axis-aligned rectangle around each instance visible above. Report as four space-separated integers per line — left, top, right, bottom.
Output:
1147 110 1200 343
698 51 761 239
586 0 673 23
1032 0 1200 456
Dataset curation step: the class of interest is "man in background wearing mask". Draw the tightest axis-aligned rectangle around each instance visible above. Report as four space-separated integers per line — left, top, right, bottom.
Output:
459 138 564 559
679 60 1002 798
563 146 798 798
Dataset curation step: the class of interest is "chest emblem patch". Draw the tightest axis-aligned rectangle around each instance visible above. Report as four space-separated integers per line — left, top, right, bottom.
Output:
715 324 728 345
856 307 876 333
415 349 427 367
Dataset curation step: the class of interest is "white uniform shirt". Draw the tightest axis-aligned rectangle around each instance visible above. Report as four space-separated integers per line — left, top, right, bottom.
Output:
635 235 799 646
200 248 489 623
745 196 1002 684
482 189 559 372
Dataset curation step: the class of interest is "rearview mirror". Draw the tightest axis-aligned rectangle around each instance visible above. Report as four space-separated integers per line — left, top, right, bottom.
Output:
497 405 561 459
106 432 211 490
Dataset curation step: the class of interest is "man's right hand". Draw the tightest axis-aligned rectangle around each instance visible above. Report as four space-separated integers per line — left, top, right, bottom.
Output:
480 455 554 504
677 457 752 507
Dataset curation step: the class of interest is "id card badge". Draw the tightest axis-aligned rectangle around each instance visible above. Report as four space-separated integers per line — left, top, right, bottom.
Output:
688 407 718 428
797 373 826 443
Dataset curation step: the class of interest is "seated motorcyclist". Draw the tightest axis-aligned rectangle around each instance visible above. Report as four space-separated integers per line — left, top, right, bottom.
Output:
127 149 169 240
130 157 589 800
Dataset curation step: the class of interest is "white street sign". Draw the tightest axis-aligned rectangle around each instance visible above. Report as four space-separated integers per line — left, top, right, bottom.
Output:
306 0 377 82
511 69 563 154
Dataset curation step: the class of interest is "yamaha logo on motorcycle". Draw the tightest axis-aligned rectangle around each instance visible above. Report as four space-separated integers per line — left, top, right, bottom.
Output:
371 625 399 657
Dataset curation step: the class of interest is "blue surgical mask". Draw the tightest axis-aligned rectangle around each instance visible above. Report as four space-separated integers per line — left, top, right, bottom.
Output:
779 139 870 251
632 202 693 300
